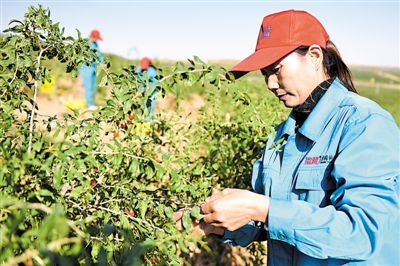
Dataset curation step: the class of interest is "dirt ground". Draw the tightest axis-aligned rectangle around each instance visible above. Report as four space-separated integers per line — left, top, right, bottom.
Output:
34 76 206 120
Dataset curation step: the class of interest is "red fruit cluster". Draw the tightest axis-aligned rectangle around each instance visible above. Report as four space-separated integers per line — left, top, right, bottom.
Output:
124 209 135 217
143 256 161 264
25 261 34 266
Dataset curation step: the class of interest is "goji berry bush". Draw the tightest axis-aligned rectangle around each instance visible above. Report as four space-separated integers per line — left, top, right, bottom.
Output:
0 5 287 265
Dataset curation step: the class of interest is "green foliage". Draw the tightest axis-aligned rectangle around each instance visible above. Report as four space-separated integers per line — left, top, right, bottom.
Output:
349 66 400 125
357 86 400 126
1 5 286 266
350 66 400 85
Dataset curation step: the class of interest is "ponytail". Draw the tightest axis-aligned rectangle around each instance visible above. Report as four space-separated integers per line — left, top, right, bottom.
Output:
322 40 357 93
295 41 357 93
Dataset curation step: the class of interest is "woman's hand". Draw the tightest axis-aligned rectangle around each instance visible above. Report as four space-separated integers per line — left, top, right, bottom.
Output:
173 207 224 237
201 188 270 231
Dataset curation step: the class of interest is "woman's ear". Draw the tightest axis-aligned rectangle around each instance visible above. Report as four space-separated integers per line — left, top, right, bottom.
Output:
308 45 324 71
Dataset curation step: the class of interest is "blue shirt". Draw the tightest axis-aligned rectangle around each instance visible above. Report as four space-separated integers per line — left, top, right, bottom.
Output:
135 65 158 82
218 78 400 265
135 65 160 116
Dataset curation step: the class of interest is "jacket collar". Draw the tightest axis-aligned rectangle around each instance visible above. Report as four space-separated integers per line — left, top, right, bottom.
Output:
278 78 348 142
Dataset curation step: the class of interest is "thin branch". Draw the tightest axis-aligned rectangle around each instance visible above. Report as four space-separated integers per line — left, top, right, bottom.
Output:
27 41 55 153
28 47 44 152
96 206 164 232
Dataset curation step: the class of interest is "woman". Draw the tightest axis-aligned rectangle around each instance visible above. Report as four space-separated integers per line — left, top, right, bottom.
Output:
79 29 104 110
135 57 159 116
174 9 399 265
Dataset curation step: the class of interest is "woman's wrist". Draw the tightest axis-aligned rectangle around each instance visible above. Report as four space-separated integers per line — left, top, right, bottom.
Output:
209 226 224 236
252 194 270 223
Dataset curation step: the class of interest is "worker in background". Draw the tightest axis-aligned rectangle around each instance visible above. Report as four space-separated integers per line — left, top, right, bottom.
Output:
79 29 104 110
135 57 159 116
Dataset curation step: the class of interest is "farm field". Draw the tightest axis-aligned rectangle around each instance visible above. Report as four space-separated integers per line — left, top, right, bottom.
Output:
1 5 399 265
40 56 400 126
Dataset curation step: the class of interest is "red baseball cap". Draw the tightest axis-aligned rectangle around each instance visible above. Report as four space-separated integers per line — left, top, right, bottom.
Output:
90 30 103 41
230 9 329 79
139 57 152 70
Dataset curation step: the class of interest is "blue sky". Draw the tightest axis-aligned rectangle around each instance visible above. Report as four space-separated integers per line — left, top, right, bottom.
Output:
1 0 399 67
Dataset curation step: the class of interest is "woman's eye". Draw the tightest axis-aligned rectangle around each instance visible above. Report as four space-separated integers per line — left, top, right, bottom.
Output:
272 66 281 74
261 66 280 78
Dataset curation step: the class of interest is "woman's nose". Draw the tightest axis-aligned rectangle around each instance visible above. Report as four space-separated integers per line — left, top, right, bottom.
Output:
266 75 278 92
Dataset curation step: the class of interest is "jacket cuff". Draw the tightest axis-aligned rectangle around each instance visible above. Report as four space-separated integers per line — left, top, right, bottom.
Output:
268 198 296 245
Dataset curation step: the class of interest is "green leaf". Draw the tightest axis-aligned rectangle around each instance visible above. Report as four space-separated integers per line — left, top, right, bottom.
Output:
76 28 82 39
53 164 62 189
91 241 101 258
264 113 277 128
178 237 190 254
120 210 130 229
82 215 97 224
71 69 78 78
98 246 108 266
7 19 24 25
182 209 192 232
169 179 182 192
128 159 139 173
164 206 174 220
53 128 60 139
95 62 102 76
137 200 148 220
38 188 53 197
103 224 116 236
99 75 107 87
69 186 84 199
145 164 154 179
190 205 204 221
193 55 206 66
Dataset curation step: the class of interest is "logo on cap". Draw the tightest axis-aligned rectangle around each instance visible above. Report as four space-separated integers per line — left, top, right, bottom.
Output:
258 25 272 42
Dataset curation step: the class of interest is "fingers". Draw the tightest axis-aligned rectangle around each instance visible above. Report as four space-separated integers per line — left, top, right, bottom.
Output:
173 209 184 230
173 209 184 222
200 188 246 227
202 209 220 225
173 206 193 222
173 209 209 237
200 188 231 214
211 187 221 195
201 190 228 223
174 188 229 234
201 190 226 216
201 195 218 215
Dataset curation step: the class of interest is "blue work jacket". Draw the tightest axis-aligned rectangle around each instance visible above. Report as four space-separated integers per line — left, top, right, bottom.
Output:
218 78 400 265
